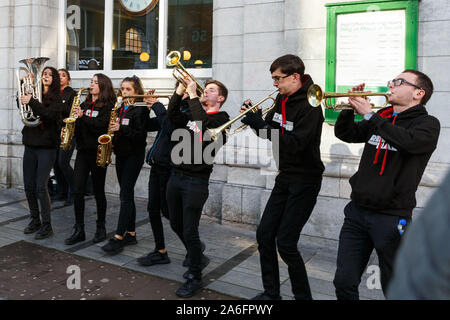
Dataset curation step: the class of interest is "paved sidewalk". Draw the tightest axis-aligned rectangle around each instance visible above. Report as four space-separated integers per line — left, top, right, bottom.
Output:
0 187 384 300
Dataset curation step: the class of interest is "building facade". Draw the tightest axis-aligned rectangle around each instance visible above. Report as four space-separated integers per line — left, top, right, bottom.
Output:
1 0 448 240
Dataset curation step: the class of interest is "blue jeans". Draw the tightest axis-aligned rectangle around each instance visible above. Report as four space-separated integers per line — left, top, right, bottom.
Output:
166 171 209 279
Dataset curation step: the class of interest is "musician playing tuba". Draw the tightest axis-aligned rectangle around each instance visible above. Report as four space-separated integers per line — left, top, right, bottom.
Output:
20 65 63 240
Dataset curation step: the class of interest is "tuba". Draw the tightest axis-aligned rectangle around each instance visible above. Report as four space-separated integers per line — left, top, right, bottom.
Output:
60 88 88 151
16 57 50 127
96 97 122 168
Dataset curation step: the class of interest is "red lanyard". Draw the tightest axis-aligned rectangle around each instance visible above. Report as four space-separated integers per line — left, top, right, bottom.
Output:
118 105 130 124
88 101 96 118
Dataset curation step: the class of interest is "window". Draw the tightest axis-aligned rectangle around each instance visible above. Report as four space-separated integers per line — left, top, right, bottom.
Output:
113 1 159 70
167 0 213 69
61 0 213 75
65 0 105 70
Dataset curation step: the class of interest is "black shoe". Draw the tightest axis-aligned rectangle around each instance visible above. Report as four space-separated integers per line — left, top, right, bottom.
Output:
123 233 138 246
64 224 85 245
176 275 204 298
93 224 106 243
63 198 74 206
251 292 282 300
137 250 171 266
24 219 41 234
183 241 206 267
101 237 124 255
35 224 53 240
183 254 210 279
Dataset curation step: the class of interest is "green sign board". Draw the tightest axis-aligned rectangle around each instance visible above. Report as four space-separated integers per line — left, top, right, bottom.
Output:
325 0 418 123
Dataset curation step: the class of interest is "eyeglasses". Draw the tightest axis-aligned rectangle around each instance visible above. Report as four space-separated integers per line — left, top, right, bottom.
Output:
387 78 422 90
272 74 292 83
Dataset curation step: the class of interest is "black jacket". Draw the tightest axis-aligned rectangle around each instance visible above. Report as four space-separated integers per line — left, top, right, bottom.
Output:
61 86 76 119
22 96 63 148
75 100 113 152
146 102 177 169
167 94 230 179
335 104 440 218
258 75 325 183
113 103 149 157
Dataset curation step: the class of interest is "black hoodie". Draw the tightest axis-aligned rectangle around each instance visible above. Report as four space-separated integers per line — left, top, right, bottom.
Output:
113 103 149 157
167 94 230 179
61 86 76 119
261 75 325 183
335 104 440 218
75 100 113 152
22 97 63 148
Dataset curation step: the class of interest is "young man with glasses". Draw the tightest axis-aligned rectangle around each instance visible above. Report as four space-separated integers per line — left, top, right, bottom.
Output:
333 70 440 299
241 54 325 300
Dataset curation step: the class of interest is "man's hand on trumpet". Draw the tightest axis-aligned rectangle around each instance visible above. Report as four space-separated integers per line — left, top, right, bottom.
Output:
184 77 198 100
144 89 158 109
347 83 373 116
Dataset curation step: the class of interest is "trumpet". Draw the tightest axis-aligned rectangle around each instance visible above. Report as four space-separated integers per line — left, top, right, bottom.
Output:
307 84 390 110
206 90 278 141
166 51 204 96
119 94 171 107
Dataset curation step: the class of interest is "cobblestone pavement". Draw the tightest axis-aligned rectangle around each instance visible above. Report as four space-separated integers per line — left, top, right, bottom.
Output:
0 187 384 300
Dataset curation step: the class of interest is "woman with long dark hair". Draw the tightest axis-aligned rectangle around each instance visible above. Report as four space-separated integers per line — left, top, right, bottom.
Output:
52 68 76 205
64 73 116 245
21 66 63 239
101 76 149 254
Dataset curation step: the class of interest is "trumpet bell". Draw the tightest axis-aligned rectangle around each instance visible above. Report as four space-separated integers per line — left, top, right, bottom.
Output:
167 51 181 67
98 134 111 145
307 84 323 107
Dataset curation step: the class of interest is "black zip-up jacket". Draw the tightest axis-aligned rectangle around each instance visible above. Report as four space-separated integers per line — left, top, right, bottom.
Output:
167 94 230 179
335 104 440 218
146 102 177 169
113 103 149 157
22 96 63 148
75 100 113 152
258 75 324 183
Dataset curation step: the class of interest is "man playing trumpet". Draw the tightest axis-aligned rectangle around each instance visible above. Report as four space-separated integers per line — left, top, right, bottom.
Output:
333 70 440 299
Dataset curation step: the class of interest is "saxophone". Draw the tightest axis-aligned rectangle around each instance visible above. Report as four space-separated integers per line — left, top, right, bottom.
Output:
96 97 122 168
60 88 88 151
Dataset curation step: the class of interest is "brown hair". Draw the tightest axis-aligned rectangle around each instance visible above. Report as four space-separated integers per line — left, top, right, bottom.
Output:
205 79 228 107
403 69 434 105
85 73 116 108
120 75 145 102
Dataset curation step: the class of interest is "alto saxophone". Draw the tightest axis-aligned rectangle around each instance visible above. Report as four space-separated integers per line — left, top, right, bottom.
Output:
96 97 123 168
60 88 88 151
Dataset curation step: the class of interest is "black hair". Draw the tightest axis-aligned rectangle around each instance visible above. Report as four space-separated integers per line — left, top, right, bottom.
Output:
42 66 61 106
269 54 305 77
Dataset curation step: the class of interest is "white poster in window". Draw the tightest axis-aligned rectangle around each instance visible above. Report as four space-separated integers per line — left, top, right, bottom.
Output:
335 9 406 105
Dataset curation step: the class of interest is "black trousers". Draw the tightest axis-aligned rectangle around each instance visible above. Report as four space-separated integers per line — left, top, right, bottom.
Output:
166 171 209 279
147 165 171 251
53 141 75 198
72 150 107 225
257 174 321 300
23 146 57 225
114 152 145 236
333 201 410 300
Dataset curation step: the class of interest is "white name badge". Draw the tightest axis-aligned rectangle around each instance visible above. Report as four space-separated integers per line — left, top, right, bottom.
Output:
272 112 294 131
121 118 130 126
85 110 99 117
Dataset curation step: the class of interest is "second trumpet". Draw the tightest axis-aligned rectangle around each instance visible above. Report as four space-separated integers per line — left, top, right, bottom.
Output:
307 84 390 111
